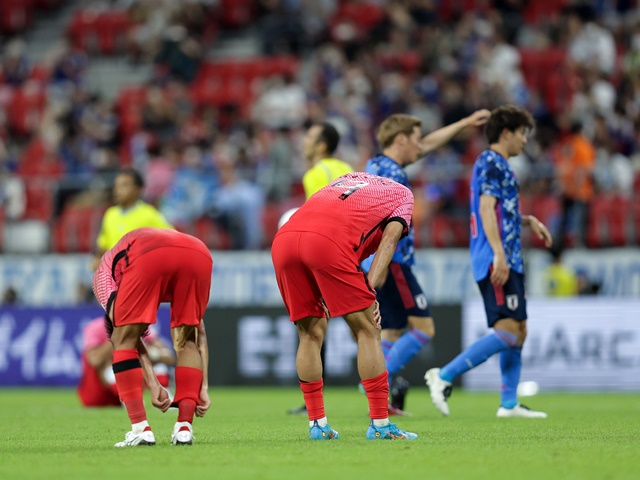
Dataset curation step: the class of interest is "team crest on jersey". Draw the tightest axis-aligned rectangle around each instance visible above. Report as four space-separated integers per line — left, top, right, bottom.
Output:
415 294 428 310
506 294 518 311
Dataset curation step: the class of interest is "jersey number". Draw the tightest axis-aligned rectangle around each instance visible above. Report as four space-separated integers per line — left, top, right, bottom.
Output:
334 181 369 200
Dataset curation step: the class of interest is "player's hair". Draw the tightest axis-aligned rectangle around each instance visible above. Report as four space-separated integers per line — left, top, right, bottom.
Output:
376 114 422 149
315 122 340 156
117 168 145 188
485 105 535 144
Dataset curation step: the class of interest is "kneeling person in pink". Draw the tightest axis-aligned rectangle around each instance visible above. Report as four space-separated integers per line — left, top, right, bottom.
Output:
77 316 175 408
93 227 213 447
271 172 418 440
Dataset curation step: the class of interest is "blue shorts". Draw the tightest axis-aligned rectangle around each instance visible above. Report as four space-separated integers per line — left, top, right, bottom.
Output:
377 263 431 330
477 268 527 327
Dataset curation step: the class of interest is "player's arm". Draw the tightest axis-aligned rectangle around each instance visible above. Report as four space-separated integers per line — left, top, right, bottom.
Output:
137 338 171 412
522 214 553 247
479 194 509 286
195 319 210 417
419 109 491 156
367 221 405 289
85 342 113 371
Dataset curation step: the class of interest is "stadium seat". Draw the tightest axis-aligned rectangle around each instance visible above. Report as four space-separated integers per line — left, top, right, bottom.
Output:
52 206 106 253
0 0 35 35
96 11 132 55
67 9 100 52
22 178 55 221
219 0 255 29
529 194 560 248
7 81 46 137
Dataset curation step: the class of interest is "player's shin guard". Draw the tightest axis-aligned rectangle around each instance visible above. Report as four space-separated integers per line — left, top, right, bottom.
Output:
500 346 522 409
362 371 389 420
299 379 325 421
173 366 203 424
113 349 146 424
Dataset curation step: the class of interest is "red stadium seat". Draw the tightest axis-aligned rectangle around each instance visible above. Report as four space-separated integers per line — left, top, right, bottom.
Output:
96 11 132 55
529 195 560 248
0 0 35 35
219 0 255 29
67 9 100 52
22 178 55 221
194 217 231 250
7 81 46 137
53 206 106 253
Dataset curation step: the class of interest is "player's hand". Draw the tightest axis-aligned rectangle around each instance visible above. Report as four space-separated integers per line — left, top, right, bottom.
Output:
491 254 510 286
196 386 210 417
150 384 171 413
373 301 382 328
466 109 491 127
530 217 553 248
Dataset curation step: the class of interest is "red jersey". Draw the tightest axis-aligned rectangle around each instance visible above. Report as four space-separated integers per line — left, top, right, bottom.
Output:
277 172 414 262
92 227 206 311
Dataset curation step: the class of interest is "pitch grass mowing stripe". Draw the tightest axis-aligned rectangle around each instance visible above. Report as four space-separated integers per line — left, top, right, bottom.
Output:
0 388 638 480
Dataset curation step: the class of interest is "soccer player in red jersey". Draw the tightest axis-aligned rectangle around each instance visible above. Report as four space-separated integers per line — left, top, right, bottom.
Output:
271 172 418 440
93 227 212 447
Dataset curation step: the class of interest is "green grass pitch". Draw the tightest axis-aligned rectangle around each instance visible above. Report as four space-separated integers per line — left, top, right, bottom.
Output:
1 387 638 480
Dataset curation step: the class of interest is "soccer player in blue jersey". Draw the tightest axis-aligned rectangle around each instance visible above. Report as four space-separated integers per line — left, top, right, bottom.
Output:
425 105 553 418
362 109 490 414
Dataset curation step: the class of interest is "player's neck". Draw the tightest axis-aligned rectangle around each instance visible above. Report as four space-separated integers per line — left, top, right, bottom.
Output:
489 144 509 159
119 199 139 210
382 149 403 166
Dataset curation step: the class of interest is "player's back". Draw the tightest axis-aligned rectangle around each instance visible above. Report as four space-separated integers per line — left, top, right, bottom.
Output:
279 172 413 261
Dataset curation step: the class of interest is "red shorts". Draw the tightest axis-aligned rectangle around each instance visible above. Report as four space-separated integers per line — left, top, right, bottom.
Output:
114 238 212 329
271 231 376 322
77 356 120 407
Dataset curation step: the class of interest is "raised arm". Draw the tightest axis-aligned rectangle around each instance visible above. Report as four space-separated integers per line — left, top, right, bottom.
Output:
420 109 491 156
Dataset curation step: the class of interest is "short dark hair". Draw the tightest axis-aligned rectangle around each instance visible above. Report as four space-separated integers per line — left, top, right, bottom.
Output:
117 168 144 188
315 122 340 156
485 105 535 144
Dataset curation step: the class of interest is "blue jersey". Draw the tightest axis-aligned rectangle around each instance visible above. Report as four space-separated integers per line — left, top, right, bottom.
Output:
361 154 414 270
469 149 523 282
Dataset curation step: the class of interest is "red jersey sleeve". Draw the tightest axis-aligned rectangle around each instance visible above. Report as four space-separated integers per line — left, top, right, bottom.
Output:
92 247 118 312
387 186 414 235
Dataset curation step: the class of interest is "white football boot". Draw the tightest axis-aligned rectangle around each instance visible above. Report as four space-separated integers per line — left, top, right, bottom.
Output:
424 368 452 416
171 421 194 445
114 427 156 447
497 404 548 418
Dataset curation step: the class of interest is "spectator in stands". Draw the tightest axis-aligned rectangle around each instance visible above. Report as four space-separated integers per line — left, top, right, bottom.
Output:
565 4 616 75
154 24 203 83
0 161 26 220
141 83 179 143
555 120 596 250
160 145 217 226
1 287 19 306
1 39 30 86
93 169 173 269
211 158 265 250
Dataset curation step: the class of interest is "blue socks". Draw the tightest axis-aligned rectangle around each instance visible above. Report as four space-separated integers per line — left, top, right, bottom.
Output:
381 339 394 360
500 346 522 409
385 329 431 382
440 330 518 383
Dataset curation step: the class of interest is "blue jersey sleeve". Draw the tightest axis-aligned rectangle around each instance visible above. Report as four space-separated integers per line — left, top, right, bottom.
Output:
477 158 502 199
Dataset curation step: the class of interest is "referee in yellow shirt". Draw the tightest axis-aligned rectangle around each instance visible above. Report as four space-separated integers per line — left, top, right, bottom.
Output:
301 122 352 199
92 169 173 269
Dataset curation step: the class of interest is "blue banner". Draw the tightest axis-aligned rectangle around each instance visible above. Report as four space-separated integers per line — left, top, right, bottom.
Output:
0 307 171 386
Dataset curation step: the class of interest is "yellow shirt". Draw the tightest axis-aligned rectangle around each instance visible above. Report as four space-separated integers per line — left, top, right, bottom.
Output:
302 158 353 199
545 264 579 297
96 201 173 251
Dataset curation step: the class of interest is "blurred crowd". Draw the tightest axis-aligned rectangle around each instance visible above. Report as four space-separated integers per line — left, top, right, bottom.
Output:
1 0 640 253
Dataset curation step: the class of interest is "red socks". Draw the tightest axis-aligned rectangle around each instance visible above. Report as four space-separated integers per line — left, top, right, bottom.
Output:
173 366 203 424
299 379 325 420
361 371 389 420
113 349 146 424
